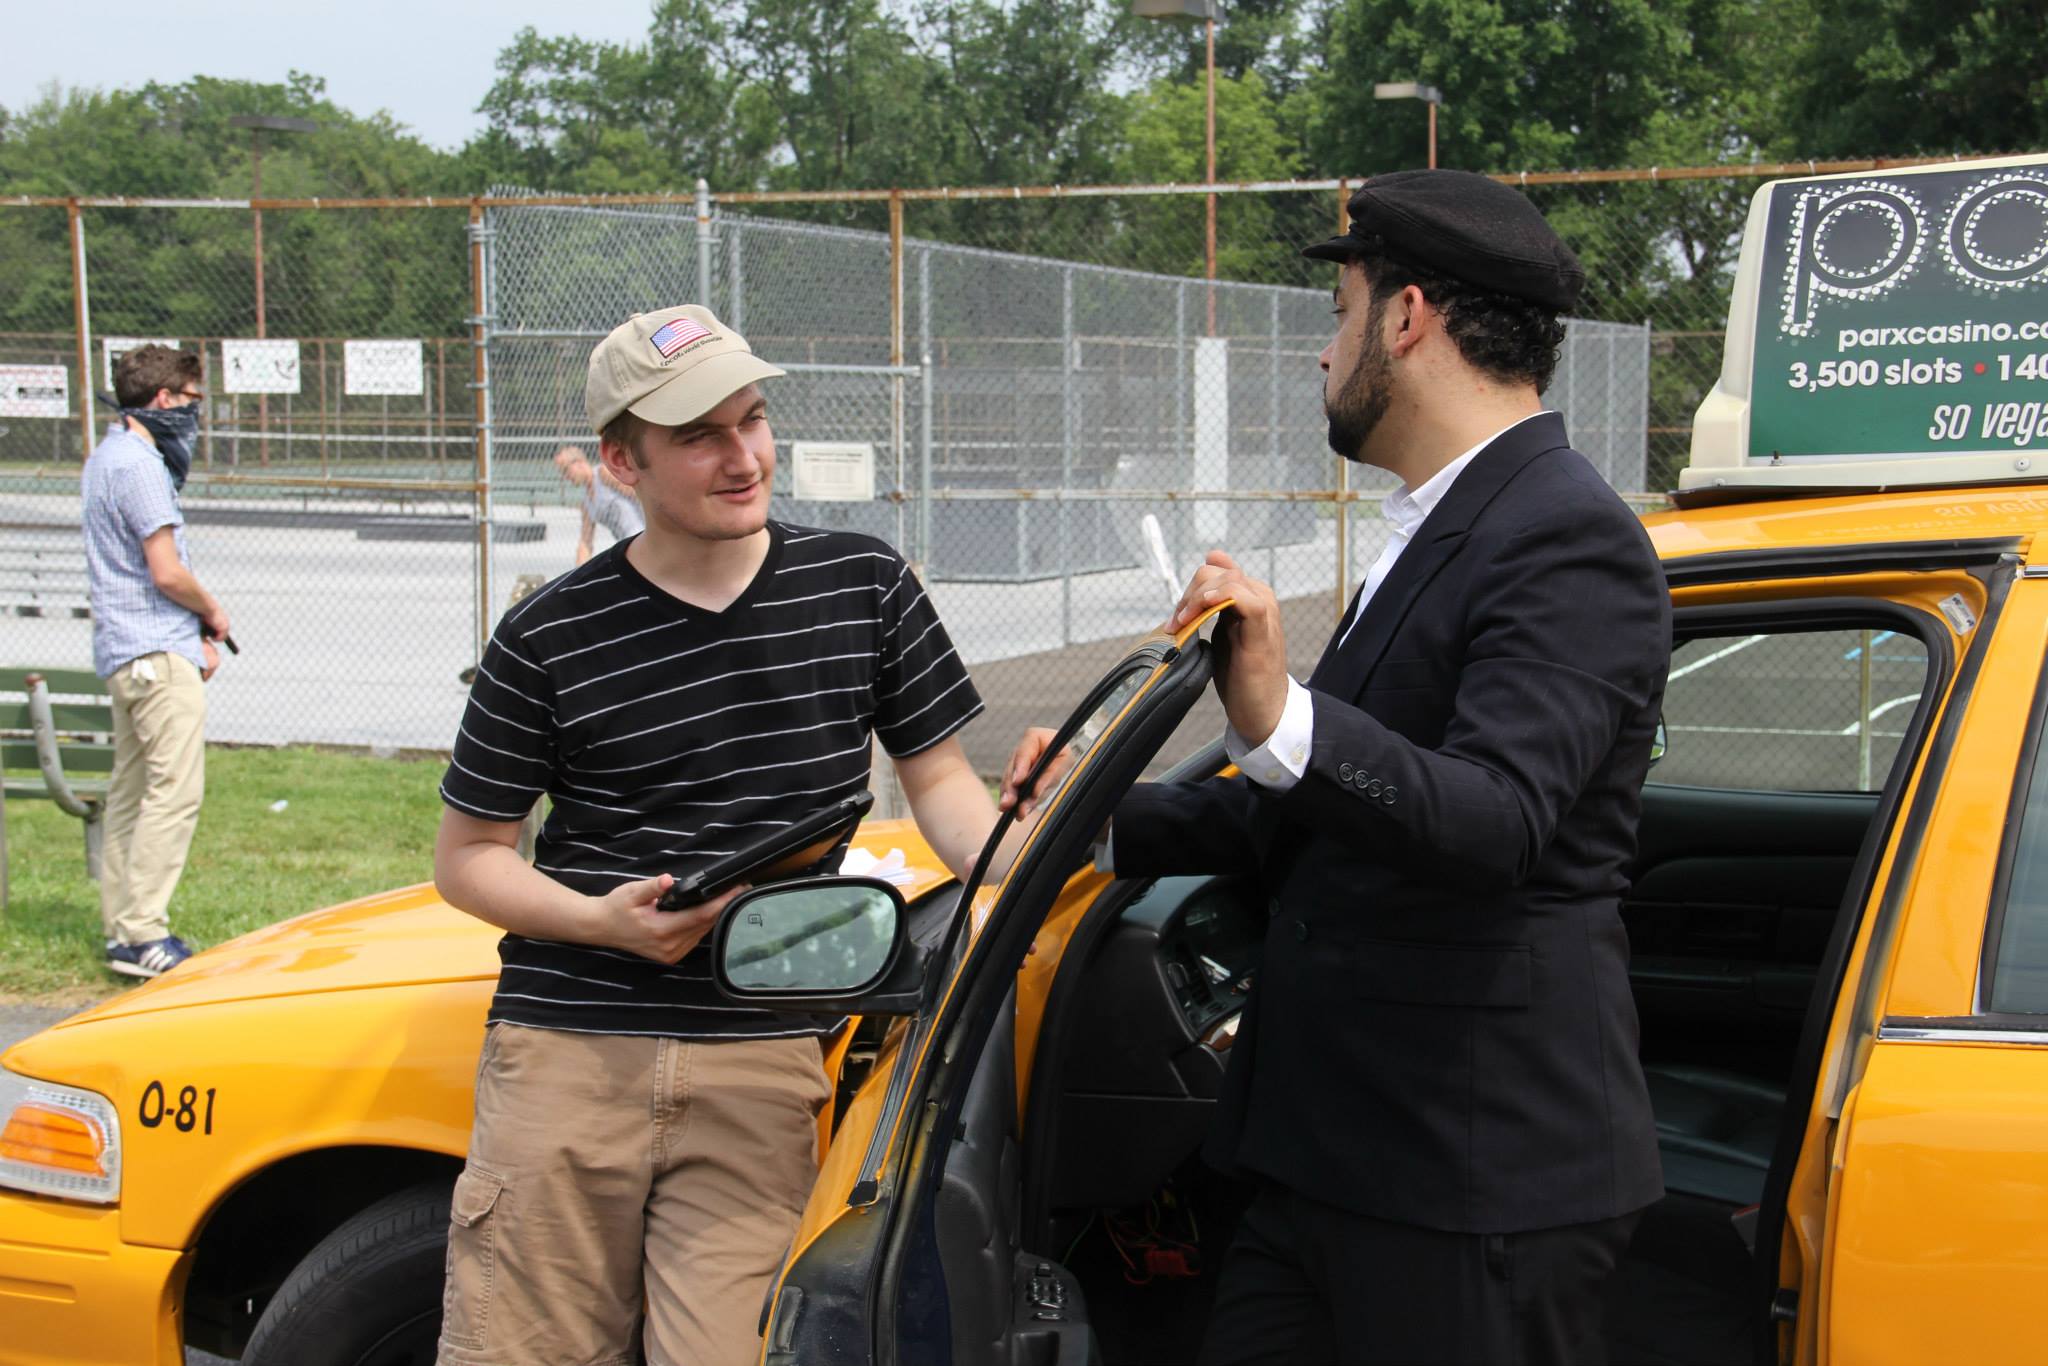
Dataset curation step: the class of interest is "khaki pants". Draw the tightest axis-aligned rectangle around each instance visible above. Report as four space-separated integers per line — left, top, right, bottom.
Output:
438 1023 831 1366
100 651 206 945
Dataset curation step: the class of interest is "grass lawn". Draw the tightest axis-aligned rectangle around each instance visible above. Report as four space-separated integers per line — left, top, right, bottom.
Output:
2 745 447 1000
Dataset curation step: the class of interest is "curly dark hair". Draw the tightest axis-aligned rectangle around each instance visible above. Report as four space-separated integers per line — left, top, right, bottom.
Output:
1340 234 1568 392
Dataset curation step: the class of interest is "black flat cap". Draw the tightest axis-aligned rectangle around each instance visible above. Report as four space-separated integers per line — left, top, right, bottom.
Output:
1302 169 1585 312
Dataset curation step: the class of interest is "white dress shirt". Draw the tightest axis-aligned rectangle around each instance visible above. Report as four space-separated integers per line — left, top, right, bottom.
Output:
1223 412 1550 791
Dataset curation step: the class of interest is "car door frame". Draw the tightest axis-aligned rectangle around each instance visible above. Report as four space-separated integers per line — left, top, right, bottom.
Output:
1663 537 2018 1365
761 627 1219 1365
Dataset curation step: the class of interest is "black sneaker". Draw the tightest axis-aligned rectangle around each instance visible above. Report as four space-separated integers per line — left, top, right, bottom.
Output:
106 935 195 979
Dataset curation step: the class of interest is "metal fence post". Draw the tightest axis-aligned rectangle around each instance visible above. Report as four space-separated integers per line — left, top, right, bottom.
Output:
919 245 934 572
695 179 714 307
1335 455 1350 616
726 212 745 334
1333 179 1351 612
1175 279 1188 569
1857 628 1875 790
469 198 494 662
1636 322 1652 491
1269 290 1282 584
889 191 907 557
1606 321 1617 473
67 198 93 460
1061 266 1076 647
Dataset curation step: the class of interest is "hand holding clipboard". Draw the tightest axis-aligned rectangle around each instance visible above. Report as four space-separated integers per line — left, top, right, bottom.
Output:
655 792 874 912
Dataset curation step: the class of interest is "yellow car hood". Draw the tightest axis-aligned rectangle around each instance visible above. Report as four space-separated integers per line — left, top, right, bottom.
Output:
48 884 499 1028
41 819 955 1030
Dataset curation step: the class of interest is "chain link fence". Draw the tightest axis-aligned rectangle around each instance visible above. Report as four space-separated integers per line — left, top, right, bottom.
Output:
1658 628 1928 794
479 186 1656 772
0 162 1946 775
1 201 481 752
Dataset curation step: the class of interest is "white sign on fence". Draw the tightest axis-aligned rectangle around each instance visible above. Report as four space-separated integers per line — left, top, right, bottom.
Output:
221 339 303 394
101 336 181 389
0 365 70 419
1193 337 1231 544
791 441 876 501
344 339 425 396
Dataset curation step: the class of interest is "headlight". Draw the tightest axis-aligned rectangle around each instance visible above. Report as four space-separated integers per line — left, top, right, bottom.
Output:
0 1067 121 1204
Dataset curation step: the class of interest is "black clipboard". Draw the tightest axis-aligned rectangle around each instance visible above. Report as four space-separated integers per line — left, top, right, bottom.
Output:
655 791 874 911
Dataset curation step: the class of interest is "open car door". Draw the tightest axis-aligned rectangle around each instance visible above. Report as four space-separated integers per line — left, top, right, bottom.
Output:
734 617 1220 1366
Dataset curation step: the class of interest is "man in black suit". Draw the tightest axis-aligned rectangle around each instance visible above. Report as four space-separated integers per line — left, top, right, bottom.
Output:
1009 170 1669 1363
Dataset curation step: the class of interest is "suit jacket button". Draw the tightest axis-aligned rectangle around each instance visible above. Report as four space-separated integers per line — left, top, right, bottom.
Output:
1367 779 1383 797
1354 771 1370 790
1268 898 1283 918
1338 762 1354 782
1293 919 1309 941
1383 786 1398 805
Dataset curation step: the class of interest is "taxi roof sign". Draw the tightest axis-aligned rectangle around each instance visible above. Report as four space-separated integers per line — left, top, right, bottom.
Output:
1682 154 2048 498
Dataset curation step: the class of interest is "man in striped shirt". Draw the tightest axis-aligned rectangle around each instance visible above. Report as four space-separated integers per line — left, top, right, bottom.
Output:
433 305 1000 1366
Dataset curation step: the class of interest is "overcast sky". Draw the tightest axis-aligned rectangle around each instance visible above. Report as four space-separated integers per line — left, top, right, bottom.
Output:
3 0 659 150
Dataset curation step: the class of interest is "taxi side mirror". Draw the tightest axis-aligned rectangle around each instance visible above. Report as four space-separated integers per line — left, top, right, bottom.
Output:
711 876 929 1014
1650 717 1668 766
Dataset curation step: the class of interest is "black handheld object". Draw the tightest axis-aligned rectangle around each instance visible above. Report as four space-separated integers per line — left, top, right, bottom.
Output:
655 791 874 911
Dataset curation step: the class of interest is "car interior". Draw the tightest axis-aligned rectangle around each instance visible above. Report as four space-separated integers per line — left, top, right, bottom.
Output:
867 611 1943 1366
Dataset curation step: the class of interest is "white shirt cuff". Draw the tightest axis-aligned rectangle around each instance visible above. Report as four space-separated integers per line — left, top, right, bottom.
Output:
1223 677 1314 792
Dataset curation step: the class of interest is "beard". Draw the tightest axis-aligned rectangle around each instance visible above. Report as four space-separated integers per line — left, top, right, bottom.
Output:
1324 292 1393 463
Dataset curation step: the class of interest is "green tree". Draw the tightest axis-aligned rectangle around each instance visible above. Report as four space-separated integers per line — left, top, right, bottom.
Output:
723 0 950 191
914 0 1126 186
1111 71 1308 278
466 0 1212 200
0 73 458 200
466 4 779 192
1768 0 2048 158
0 75 468 341
1300 0 1714 176
1120 0 1318 98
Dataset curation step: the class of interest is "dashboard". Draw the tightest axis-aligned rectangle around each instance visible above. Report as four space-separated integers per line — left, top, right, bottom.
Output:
1158 877 1263 1044
1042 874 1265 1209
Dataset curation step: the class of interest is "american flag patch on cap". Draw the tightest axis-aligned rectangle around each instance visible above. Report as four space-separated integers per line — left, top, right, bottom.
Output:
649 315 713 358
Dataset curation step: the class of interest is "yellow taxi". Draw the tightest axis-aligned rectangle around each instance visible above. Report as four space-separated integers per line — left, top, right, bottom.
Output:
5 152 2048 1366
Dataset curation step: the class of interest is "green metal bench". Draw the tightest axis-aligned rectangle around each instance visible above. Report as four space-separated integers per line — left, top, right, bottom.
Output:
1 668 113 910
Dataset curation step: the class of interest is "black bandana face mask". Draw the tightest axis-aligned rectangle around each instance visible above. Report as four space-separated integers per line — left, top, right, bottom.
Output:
121 402 201 490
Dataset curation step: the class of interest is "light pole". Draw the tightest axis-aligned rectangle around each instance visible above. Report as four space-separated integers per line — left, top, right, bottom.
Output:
227 114 319 466
1372 82 1443 169
1132 0 1220 334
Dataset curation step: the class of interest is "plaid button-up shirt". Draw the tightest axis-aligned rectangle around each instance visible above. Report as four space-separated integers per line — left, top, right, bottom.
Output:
82 423 205 679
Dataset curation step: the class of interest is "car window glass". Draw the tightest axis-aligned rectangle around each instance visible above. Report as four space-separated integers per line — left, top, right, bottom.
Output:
1990 726 2048 1014
1654 627 1930 792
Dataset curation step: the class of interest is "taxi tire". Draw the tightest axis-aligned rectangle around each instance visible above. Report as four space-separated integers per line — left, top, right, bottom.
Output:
241 1180 452 1366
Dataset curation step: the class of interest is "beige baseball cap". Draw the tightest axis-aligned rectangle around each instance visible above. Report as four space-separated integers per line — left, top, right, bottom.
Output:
584 305 786 433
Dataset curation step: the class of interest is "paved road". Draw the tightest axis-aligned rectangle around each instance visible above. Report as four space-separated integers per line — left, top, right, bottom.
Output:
3 486 1389 753
0 1001 80 1053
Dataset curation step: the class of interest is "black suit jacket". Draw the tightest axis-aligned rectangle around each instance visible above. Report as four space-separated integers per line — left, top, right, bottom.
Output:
1115 413 1669 1234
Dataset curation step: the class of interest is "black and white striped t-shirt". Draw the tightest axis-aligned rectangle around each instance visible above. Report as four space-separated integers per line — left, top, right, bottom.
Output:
439 522 983 1040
